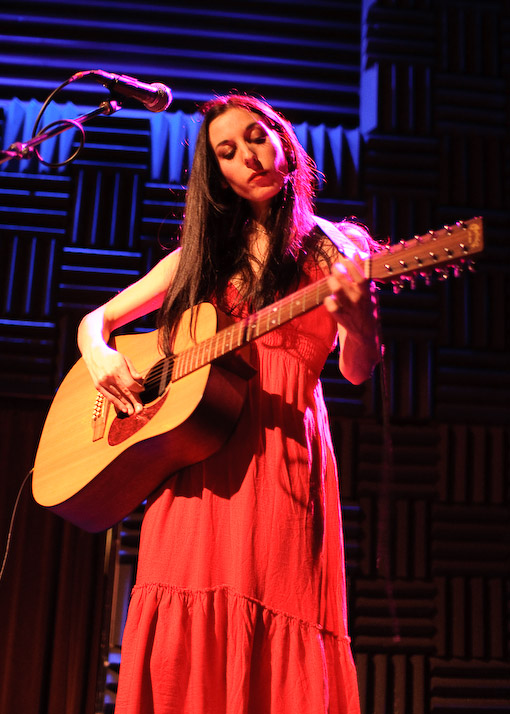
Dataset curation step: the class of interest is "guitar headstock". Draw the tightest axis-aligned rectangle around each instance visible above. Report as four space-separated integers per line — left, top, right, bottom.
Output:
370 216 484 288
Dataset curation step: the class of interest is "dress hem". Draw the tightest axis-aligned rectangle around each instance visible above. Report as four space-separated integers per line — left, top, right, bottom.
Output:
131 581 352 644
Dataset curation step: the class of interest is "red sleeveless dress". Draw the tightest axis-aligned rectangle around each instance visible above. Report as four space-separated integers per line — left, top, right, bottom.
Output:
114 256 361 714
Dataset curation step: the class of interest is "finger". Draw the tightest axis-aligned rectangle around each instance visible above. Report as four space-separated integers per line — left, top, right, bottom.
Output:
327 270 357 307
330 262 371 301
328 261 358 297
324 294 344 318
114 381 143 414
327 266 346 295
331 258 365 284
99 378 142 415
124 357 144 391
96 384 131 414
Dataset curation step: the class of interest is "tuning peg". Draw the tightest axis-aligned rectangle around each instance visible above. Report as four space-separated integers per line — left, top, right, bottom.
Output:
398 274 417 288
435 268 450 281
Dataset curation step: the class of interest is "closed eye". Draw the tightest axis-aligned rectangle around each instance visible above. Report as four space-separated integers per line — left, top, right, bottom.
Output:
218 135 266 161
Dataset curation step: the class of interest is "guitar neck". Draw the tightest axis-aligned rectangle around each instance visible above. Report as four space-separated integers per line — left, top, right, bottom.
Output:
172 276 333 380
172 216 484 381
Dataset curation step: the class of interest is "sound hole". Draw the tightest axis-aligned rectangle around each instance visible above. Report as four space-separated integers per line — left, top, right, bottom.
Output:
107 357 173 446
141 357 174 404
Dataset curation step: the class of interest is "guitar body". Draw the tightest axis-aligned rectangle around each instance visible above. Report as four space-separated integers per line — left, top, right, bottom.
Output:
32 303 254 533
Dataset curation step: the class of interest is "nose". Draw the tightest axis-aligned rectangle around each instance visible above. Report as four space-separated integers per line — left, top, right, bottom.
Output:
242 144 261 168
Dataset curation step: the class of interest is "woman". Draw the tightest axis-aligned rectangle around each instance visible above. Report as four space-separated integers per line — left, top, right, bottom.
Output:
78 94 380 713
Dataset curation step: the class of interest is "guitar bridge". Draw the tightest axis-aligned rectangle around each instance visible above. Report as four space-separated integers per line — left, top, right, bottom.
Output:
91 392 110 442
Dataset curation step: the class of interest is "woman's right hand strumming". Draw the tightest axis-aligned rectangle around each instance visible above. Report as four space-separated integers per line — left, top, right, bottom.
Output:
77 249 181 416
81 338 144 416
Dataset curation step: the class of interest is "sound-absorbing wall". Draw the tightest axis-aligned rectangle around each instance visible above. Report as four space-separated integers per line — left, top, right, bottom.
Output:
0 2 508 713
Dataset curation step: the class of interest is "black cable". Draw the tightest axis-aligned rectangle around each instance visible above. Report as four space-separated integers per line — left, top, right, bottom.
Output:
0 469 33 584
30 71 91 168
31 70 94 139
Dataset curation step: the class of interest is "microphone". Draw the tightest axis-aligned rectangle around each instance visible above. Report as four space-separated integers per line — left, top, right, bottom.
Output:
90 70 172 113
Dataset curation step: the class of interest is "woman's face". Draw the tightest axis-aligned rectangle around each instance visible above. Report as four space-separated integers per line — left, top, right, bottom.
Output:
208 106 289 219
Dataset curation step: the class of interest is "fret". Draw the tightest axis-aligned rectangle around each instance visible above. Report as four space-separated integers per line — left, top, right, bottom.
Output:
220 327 228 352
236 321 248 346
181 350 190 378
198 338 206 365
173 353 182 381
316 280 322 308
189 348 197 372
226 322 239 350
210 338 216 363
268 306 279 331
188 346 196 373
244 317 257 342
206 336 215 366
204 336 212 364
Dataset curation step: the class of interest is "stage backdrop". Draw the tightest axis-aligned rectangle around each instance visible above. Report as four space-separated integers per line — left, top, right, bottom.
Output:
0 1 509 713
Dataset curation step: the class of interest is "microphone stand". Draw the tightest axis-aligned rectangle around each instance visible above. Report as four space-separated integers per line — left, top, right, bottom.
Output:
0 99 121 166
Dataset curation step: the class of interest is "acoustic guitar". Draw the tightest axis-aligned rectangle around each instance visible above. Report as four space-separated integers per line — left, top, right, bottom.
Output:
32 217 484 532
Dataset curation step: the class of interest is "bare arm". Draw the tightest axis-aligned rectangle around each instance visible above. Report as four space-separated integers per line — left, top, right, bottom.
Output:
77 248 181 414
316 221 380 385
324 257 380 385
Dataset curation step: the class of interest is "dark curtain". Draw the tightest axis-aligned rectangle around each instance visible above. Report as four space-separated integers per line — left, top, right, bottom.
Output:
0 400 107 714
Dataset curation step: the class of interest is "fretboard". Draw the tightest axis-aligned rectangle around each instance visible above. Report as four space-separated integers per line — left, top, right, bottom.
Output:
168 215 483 382
172 275 335 381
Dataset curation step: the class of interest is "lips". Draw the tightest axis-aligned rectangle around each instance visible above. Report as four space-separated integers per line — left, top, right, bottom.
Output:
249 170 268 182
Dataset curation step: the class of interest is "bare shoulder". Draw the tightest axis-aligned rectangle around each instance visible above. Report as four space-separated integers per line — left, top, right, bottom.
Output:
151 246 182 282
122 246 182 298
314 216 373 260
313 217 376 279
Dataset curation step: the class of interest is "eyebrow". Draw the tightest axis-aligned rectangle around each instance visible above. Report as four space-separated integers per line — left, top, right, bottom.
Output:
213 121 262 150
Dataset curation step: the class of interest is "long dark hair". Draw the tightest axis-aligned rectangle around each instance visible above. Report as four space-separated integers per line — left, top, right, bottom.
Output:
157 94 327 353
